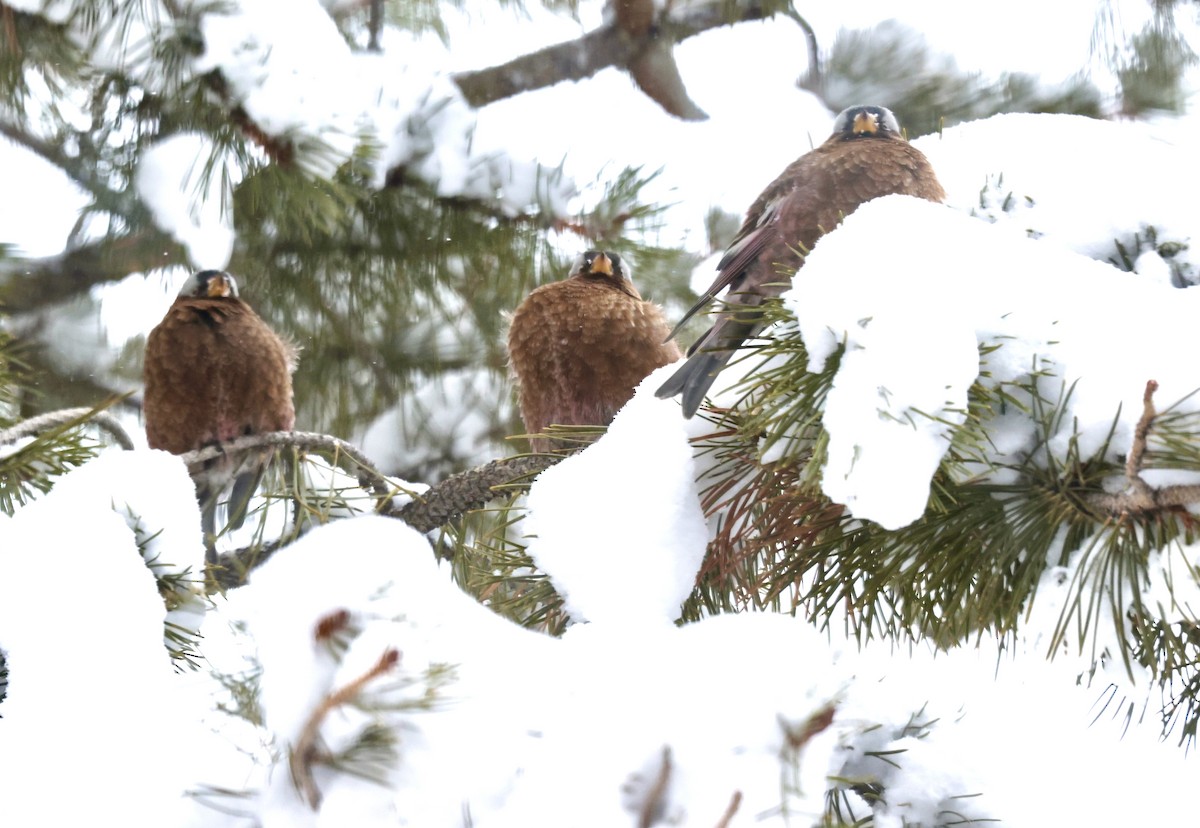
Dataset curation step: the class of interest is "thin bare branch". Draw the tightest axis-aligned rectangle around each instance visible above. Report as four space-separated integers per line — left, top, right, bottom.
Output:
1086 379 1200 516
180 430 396 496
290 648 400 809
1125 379 1158 486
714 790 743 828
638 746 673 828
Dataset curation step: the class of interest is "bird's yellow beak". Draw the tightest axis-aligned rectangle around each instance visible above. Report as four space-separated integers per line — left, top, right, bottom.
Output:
852 111 879 135
206 273 233 298
591 253 613 276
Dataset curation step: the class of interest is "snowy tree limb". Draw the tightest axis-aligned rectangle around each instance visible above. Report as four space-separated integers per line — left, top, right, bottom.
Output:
0 404 135 450
0 1 807 313
0 228 187 314
451 0 783 111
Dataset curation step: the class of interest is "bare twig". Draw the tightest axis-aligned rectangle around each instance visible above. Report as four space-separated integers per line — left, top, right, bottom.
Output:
1086 379 1200 516
714 790 743 828
0 403 135 450
290 648 400 809
184 431 563 530
638 746 673 828
787 8 822 91
781 703 837 751
1088 379 1161 515
1125 379 1158 488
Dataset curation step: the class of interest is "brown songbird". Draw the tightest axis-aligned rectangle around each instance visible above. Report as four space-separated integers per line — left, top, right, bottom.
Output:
507 251 681 452
143 270 296 552
656 104 946 417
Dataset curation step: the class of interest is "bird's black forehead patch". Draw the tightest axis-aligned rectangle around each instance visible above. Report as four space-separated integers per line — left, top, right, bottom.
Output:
185 269 239 298
579 250 624 274
833 104 900 137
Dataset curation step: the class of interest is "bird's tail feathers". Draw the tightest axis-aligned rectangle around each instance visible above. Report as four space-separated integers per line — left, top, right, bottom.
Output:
663 297 710 343
657 312 765 417
226 465 265 531
654 348 736 418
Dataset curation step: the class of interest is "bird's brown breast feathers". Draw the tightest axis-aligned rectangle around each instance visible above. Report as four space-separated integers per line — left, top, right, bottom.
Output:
508 277 679 442
144 297 295 454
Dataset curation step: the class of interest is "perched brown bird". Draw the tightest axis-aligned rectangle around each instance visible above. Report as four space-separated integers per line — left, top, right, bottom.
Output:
507 251 681 452
656 104 946 417
143 270 296 552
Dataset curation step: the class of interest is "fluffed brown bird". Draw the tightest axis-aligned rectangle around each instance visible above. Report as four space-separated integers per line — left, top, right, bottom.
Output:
143 270 296 552
507 251 681 452
656 104 946 417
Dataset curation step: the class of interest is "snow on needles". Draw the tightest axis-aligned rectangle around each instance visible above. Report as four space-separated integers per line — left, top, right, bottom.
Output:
136 133 237 269
222 515 852 826
69 0 583 269
0 450 206 824
523 368 708 626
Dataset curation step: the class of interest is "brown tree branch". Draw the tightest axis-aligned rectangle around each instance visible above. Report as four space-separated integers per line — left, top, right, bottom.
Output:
451 1 780 110
385 452 561 539
0 227 187 314
637 746 673 828
714 790 743 828
1085 379 1200 517
1125 379 1158 491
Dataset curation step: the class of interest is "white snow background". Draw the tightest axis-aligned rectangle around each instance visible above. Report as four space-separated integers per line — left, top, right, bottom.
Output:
3 0 1200 825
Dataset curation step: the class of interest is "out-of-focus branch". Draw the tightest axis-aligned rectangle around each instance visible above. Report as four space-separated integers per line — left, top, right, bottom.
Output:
0 119 73 173
290 647 400 810
0 228 187 314
451 1 782 111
